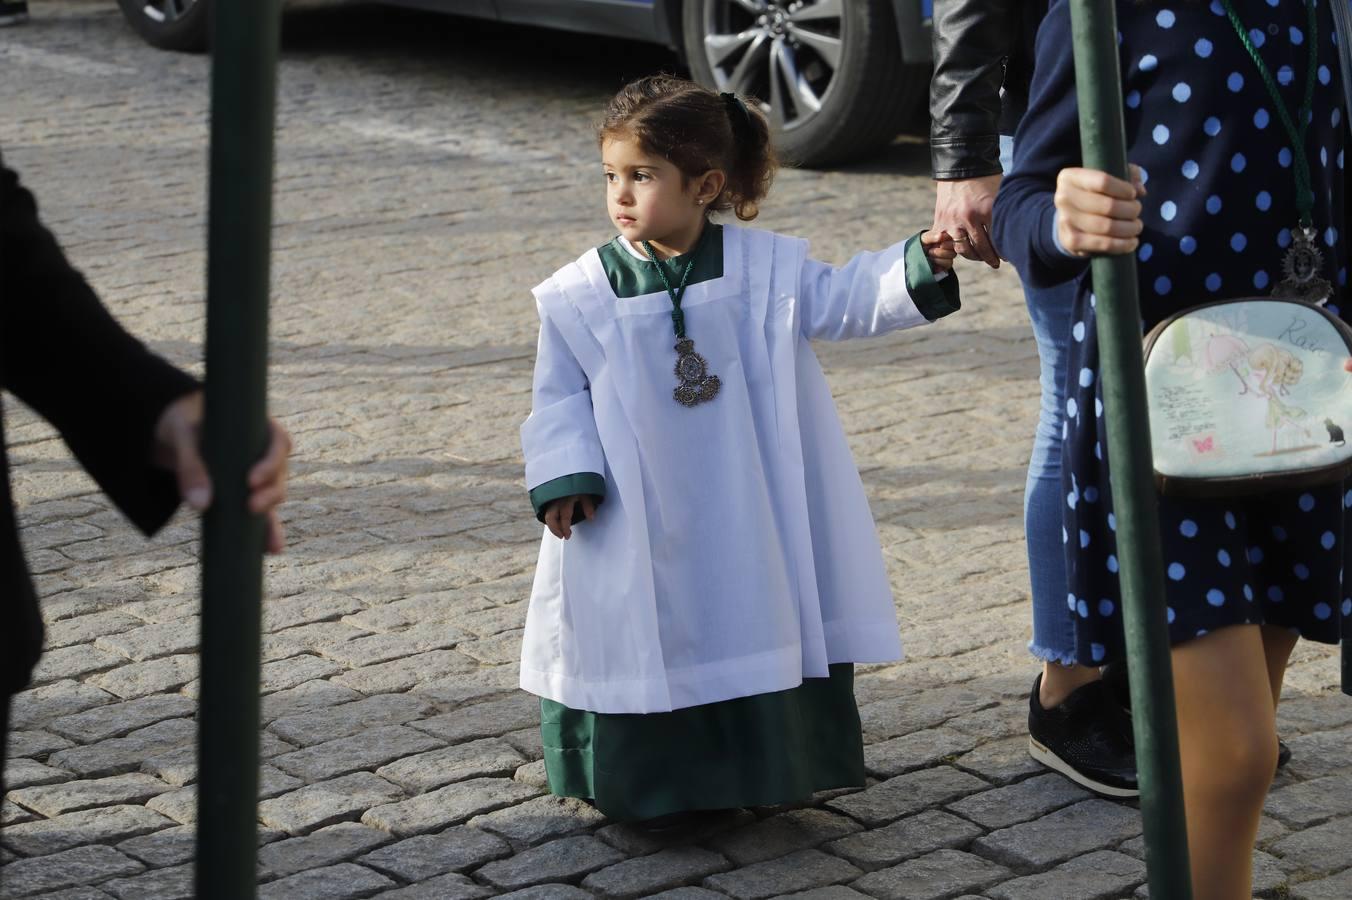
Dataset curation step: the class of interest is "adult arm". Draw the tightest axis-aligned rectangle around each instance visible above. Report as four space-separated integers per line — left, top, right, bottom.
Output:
929 0 1021 266
0 157 200 535
990 5 1093 290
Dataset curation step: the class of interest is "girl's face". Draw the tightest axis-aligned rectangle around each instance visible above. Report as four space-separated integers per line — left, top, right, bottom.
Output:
601 135 721 249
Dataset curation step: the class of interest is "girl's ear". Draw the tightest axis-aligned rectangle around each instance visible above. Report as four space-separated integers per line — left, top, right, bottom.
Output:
695 169 727 206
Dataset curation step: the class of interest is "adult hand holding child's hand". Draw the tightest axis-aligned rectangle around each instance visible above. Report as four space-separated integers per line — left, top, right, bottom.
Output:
921 229 959 273
1054 164 1147 257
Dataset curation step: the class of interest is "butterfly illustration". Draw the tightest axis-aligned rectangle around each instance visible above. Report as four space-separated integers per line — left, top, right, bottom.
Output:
1192 436 1215 453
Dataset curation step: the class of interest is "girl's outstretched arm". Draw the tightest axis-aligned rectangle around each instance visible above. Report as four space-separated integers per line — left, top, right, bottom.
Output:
991 2 1096 289
797 231 961 342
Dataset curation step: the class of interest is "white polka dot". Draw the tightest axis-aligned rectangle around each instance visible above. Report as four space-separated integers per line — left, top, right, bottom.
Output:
1206 195 1223 214
1156 9 1175 28
1227 72 1244 91
1078 599 1090 617
1196 37 1214 57
1299 493 1316 512
1067 490 1077 510
1279 147 1293 167
1153 124 1170 145
1218 549 1231 567
1168 562 1186 581
1279 228 1293 248
1290 26 1304 44
1319 65 1331 85
1276 65 1294 86
1248 546 1263 563
1254 108 1270 129
1139 243 1154 261
1080 529 1091 548
1225 511 1236 529
1249 29 1265 48
1155 276 1172 295
1326 227 1339 247
1322 531 1336 550
1079 368 1094 387
1106 508 1114 528
1180 161 1198 181
1256 191 1272 211
1172 82 1191 102
1180 236 1197 255
1067 397 1079 418
1084 486 1099 502
1314 602 1332 620
1091 643 1107 662
1107 555 1119 573
1206 273 1222 292
1254 271 1270 290
1126 90 1142 109
1067 593 1077 611
1073 321 1086 342
1099 599 1115 616
1243 584 1254 601
1231 233 1248 252
1166 606 1176 624
1231 153 1246 172
1295 563 1311 581
1334 108 1343 128
1140 54 1159 71
1343 599 1352 616
1095 398 1103 418
1269 585 1285 602
1206 589 1226 607
1180 519 1198 537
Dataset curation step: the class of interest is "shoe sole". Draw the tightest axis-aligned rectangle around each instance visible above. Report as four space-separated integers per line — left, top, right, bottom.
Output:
1029 737 1140 799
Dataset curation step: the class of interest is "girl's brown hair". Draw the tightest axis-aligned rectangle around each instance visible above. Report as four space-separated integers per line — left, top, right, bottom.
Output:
599 75 777 221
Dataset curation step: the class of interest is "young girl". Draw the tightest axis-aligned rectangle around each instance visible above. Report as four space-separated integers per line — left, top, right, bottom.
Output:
519 75 958 824
993 1 1348 896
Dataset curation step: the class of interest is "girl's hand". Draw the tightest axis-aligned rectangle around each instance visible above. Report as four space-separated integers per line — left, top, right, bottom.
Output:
544 494 597 540
1054 164 1146 257
921 229 958 273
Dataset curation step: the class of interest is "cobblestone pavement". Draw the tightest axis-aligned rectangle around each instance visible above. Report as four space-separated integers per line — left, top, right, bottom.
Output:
2 3 1349 898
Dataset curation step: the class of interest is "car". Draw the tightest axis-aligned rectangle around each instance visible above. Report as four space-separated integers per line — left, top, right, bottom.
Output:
115 0 933 166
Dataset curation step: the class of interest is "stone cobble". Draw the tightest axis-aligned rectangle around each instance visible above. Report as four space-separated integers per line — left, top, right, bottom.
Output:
1 3 1348 897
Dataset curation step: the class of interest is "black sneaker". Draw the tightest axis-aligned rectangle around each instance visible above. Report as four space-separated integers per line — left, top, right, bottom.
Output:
1028 673 1140 798
0 1 27 26
1103 661 1293 772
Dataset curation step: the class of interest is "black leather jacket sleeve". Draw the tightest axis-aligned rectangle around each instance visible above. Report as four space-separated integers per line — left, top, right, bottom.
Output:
929 0 1021 181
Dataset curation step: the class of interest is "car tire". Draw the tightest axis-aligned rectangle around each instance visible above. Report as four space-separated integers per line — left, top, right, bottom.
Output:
116 0 210 52
682 0 923 168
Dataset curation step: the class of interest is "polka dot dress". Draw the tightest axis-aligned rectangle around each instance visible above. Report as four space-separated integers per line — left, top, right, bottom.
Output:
1062 1 1349 664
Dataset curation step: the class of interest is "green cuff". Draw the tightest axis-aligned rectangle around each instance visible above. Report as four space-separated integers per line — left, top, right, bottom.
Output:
530 472 606 524
904 231 962 321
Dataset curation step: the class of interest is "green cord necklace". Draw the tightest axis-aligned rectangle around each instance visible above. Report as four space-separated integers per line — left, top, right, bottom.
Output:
1219 0 1331 304
641 229 721 407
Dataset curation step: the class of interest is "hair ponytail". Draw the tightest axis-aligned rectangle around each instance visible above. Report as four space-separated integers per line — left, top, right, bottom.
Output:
599 76 778 221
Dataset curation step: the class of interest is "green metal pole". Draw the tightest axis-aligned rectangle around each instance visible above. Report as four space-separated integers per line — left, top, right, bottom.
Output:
1066 2 1192 897
195 2 280 897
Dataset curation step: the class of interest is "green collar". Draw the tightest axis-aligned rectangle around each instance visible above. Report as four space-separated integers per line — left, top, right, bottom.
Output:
597 225 724 299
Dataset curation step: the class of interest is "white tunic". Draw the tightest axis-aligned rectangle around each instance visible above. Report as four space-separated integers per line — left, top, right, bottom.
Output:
520 224 954 714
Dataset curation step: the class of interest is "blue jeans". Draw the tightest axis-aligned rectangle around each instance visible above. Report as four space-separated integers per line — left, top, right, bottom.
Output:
1002 134 1079 664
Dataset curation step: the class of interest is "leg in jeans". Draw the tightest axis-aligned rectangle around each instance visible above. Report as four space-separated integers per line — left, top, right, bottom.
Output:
1002 133 1102 705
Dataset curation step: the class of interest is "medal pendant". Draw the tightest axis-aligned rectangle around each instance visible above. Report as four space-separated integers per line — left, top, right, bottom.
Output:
673 338 720 407
1273 226 1333 306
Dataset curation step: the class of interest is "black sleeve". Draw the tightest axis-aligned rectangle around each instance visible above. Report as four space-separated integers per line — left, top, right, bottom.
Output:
929 0 1020 180
0 158 200 535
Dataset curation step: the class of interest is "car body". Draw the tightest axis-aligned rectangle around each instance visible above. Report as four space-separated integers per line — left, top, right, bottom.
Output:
117 0 934 165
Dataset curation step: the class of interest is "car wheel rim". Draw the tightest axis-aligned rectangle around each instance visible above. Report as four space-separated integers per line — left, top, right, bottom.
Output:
141 0 196 24
700 0 845 133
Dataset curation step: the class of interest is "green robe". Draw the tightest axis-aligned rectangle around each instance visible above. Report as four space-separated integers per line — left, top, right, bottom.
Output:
534 225 865 821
